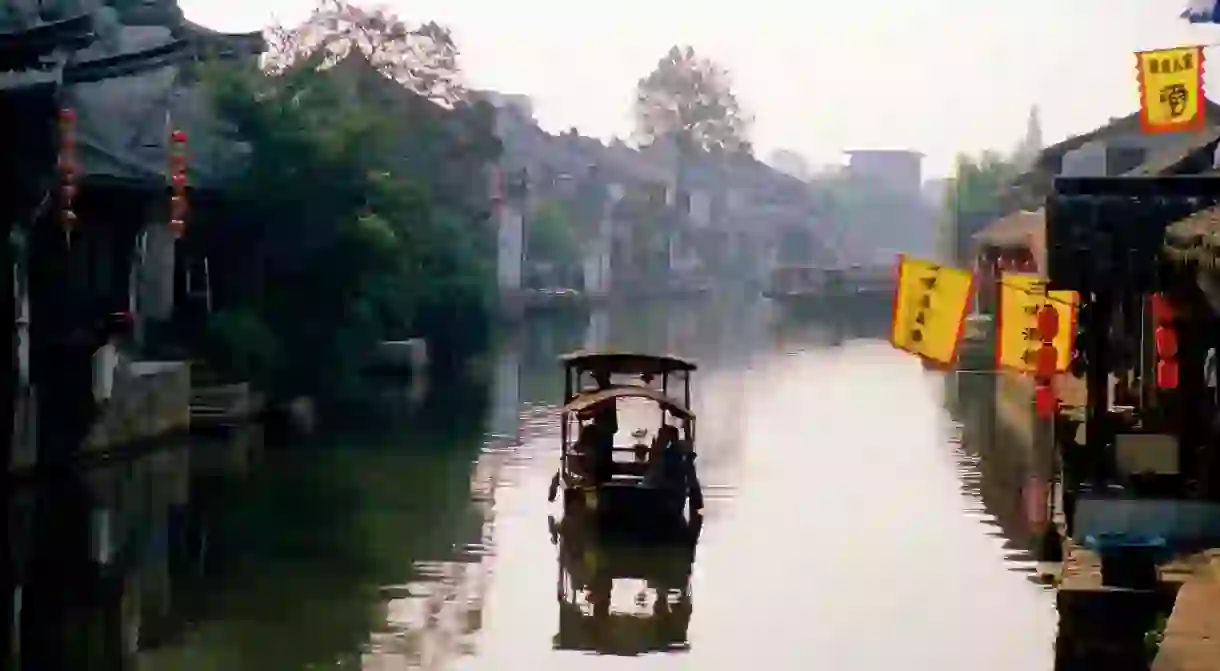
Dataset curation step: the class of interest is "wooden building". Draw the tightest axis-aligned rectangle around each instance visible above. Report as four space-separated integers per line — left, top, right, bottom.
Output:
0 8 260 665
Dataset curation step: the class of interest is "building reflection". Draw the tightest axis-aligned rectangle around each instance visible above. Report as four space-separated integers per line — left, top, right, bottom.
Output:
2 423 262 670
943 370 1051 585
549 513 702 656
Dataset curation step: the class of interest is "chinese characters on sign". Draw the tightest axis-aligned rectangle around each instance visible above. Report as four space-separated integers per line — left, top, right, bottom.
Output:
996 273 1078 374
1136 46 1206 134
889 255 974 368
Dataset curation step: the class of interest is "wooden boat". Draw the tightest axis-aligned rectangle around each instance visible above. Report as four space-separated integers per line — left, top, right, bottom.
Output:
550 351 703 537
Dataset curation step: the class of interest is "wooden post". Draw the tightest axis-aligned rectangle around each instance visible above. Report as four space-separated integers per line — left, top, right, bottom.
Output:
1085 290 1113 487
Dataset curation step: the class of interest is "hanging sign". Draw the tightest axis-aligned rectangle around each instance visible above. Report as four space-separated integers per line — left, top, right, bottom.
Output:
889 255 975 367
1136 45 1206 134
996 272 1078 374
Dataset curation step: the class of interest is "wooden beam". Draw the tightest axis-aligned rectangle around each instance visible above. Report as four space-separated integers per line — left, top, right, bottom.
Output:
0 15 96 68
1054 176 1220 198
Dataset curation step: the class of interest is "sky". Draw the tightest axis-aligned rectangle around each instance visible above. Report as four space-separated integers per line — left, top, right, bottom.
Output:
180 0 1220 178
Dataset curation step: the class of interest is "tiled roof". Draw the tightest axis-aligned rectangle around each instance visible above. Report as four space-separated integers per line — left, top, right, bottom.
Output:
1164 202 1220 269
972 209 1046 266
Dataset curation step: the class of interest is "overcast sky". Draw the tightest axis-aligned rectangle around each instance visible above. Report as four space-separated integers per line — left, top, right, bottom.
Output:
179 0 1220 178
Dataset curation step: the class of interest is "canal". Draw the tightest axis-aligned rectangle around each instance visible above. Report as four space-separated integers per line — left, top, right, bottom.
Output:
6 295 1059 669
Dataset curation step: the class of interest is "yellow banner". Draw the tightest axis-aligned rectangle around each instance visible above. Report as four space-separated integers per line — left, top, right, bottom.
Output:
890 255 974 366
1136 46 1206 134
996 273 1078 373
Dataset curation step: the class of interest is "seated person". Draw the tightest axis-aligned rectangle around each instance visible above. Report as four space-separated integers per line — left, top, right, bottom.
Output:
590 419 615 484
568 424 601 483
645 425 680 485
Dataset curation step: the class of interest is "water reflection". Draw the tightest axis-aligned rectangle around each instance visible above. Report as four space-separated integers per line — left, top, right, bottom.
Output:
548 512 702 656
943 369 1053 586
4 425 260 670
5 295 1060 670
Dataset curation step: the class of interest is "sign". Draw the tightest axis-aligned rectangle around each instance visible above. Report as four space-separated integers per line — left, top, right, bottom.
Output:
1136 45 1206 134
890 255 975 367
996 273 1078 373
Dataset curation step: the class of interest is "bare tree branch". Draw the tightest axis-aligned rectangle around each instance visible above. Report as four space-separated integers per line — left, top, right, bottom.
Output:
634 45 752 156
262 0 464 105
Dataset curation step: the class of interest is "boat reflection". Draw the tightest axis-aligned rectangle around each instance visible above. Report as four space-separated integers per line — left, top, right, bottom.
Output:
548 512 703 656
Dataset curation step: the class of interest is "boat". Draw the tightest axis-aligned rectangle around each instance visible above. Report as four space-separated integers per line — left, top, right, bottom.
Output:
549 511 701 655
549 351 703 537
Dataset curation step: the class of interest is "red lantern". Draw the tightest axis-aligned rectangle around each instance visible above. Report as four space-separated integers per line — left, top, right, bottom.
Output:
1152 293 1175 324
1035 343 1058 379
58 107 77 236
1154 326 1179 358
1157 359 1180 390
168 128 188 238
1037 304 1059 341
1034 383 1057 417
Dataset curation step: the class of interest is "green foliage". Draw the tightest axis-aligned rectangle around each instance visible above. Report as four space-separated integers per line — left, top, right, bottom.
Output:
635 45 752 155
202 308 282 384
939 151 1023 264
198 46 495 395
527 200 580 264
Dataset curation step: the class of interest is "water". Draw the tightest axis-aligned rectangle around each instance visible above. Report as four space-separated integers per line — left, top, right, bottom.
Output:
3 295 1058 669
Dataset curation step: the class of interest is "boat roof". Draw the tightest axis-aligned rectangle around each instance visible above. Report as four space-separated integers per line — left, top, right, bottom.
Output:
559 350 697 375
562 386 695 420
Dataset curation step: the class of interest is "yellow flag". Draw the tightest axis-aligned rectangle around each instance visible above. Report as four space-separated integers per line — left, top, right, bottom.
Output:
890 255 975 366
1136 46 1206 134
996 273 1078 373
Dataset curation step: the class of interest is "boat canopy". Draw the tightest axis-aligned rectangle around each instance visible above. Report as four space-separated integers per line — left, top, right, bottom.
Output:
559 351 697 375
562 386 695 421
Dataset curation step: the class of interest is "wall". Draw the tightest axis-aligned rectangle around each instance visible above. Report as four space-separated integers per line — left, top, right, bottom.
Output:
83 361 191 453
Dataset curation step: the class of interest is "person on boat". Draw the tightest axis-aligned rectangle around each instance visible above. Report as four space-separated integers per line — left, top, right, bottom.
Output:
590 418 616 484
660 434 703 512
645 424 679 485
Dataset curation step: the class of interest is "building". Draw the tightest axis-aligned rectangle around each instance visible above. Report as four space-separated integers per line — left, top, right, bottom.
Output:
844 149 924 197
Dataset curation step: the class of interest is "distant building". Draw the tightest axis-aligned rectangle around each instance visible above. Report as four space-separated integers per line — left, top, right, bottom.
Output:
844 149 924 197
767 149 810 181
921 178 950 210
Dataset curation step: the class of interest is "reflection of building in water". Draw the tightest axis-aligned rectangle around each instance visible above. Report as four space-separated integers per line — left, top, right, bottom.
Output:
944 374 1048 583
551 514 700 656
585 309 610 351
489 345 522 444
4 422 262 669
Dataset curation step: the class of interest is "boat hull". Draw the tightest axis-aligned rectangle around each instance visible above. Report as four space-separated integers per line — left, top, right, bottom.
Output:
563 484 690 540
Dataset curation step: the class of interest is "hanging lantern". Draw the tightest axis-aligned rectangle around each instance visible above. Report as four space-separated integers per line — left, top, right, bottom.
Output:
1036 304 1060 341
1154 326 1179 358
1035 343 1059 380
58 107 78 237
1152 293 1175 325
168 128 188 238
1152 293 1180 390
1034 383 1057 417
1157 359 1180 390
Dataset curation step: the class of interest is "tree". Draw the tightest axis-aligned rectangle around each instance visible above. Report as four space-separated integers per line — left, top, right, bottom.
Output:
941 151 1023 264
199 34 496 394
263 0 463 104
634 45 752 155
1013 105 1044 169
527 200 580 265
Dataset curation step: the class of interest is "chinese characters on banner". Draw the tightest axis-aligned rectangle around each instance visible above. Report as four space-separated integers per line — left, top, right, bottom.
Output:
1136 45 1206 134
889 255 975 367
996 273 1078 373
